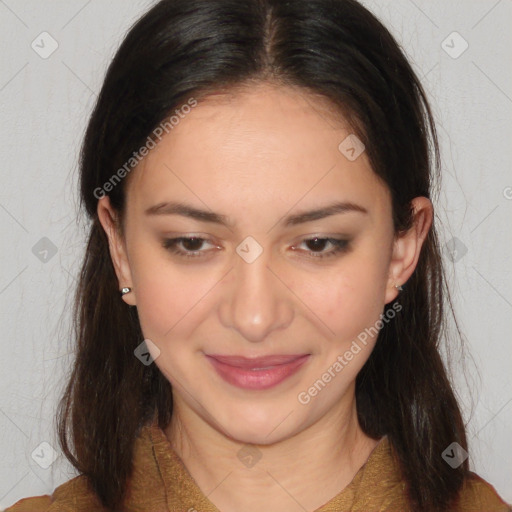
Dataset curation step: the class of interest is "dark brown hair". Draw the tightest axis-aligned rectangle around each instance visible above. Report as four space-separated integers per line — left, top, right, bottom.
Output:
57 0 470 510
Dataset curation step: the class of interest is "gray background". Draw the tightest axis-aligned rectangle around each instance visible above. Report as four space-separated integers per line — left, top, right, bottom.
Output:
1 0 511 508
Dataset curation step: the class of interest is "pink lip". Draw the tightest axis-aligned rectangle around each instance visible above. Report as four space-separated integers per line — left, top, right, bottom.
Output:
205 354 310 390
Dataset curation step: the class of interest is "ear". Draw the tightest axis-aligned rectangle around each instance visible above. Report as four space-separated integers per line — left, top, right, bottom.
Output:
97 196 136 306
385 196 433 304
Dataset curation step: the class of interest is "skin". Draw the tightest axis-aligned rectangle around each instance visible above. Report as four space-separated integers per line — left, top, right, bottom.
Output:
98 82 432 512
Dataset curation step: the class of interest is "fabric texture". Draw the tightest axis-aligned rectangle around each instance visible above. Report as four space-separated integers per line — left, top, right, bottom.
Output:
5 418 511 512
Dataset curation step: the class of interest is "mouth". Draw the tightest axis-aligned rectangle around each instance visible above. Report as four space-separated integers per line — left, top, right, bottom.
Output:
205 353 311 390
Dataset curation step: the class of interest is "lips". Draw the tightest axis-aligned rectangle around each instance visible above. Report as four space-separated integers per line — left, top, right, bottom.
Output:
205 353 311 390
206 354 308 369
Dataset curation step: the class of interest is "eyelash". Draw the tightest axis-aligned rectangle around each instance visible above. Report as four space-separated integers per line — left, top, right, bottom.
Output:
162 236 350 260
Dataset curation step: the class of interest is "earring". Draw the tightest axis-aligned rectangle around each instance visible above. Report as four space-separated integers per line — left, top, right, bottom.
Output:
121 287 132 296
395 283 403 291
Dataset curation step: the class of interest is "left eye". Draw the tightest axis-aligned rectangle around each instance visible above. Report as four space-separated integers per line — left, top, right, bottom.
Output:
162 236 350 260
291 237 350 259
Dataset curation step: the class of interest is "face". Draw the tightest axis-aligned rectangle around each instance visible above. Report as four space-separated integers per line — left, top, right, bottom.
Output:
99 83 430 445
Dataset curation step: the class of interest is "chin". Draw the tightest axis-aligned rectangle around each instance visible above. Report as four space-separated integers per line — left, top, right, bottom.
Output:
213 404 296 446
225 424 286 447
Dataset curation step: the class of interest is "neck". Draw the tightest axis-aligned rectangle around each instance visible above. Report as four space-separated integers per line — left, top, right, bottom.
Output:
164 388 380 512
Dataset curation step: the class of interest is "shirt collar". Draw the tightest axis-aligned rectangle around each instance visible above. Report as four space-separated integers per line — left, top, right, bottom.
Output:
126 417 402 512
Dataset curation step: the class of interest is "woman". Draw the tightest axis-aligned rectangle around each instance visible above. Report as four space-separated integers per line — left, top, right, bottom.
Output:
6 0 511 511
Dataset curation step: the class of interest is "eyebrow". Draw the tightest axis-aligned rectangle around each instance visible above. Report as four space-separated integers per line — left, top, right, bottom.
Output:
144 200 368 228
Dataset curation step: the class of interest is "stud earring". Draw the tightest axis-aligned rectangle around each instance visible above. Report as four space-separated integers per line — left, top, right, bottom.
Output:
121 287 132 296
395 283 403 291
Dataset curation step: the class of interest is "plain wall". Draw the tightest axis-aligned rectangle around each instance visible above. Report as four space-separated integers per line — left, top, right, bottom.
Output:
1 0 511 508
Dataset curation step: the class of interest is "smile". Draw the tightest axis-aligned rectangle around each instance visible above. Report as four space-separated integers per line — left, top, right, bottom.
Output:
205 354 311 390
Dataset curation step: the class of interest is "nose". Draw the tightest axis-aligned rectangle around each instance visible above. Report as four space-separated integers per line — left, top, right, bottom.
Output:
218 243 294 343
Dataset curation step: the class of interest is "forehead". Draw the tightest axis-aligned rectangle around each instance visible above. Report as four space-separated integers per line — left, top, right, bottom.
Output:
125 83 390 222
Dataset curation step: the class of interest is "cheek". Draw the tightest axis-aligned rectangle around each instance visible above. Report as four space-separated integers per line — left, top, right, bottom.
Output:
135 280 177 340
129 247 199 341
297 253 389 341
131 263 213 385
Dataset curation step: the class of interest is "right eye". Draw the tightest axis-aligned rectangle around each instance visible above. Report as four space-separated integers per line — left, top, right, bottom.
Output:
162 236 221 259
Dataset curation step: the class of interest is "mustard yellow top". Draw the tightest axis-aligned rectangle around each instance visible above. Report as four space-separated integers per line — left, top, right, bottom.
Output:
6 419 511 512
